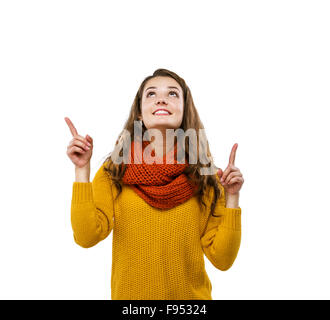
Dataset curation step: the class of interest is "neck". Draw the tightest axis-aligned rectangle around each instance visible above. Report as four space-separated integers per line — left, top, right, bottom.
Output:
149 130 175 159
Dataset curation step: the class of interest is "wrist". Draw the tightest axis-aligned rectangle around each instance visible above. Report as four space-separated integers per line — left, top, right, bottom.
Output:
75 163 90 182
225 191 240 208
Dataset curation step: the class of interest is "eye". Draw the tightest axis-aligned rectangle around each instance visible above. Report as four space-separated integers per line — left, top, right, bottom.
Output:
169 91 178 97
147 91 155 97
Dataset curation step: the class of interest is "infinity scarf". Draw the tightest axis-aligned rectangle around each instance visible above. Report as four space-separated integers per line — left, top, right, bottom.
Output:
122 140 198 209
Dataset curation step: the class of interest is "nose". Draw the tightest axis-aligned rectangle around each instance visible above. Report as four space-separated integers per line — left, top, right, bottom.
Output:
156 98 168 106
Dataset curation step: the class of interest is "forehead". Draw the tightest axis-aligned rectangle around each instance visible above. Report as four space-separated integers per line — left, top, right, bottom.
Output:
144 76 182 92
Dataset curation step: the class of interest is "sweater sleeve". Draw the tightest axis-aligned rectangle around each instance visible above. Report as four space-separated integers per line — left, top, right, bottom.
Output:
200 177 242 271
70 162 115 248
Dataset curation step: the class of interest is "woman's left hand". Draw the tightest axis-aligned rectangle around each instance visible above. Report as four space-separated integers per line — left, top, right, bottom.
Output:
217 143 244 195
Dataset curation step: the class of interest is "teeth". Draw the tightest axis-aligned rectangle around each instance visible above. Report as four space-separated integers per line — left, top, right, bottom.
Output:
154 110 170 115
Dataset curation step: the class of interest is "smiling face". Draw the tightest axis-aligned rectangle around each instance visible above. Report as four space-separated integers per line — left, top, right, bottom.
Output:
139 76 184 133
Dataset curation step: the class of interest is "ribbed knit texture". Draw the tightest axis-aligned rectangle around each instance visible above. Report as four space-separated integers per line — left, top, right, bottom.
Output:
122 140 198 209
71 161 242 300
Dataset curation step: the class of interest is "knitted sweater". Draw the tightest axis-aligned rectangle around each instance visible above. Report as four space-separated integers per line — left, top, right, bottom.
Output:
70 161 242 300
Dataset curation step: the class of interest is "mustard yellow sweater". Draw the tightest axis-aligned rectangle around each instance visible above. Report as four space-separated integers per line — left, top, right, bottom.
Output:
71 162 241 300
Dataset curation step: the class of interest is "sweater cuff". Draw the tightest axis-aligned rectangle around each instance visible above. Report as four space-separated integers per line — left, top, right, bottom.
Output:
217 207 241 231
72 182 94 204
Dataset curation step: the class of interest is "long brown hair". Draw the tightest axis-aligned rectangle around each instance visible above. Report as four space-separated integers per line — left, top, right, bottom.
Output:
102 68 221 216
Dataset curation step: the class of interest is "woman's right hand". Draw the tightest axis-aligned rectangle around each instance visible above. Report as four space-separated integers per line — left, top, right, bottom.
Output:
65 117 93 168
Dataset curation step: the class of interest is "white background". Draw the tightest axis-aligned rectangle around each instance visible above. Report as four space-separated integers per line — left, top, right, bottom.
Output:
0 0 329 300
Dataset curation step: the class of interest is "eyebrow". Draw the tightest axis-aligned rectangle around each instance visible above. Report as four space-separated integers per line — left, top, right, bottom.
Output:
145 86 180 92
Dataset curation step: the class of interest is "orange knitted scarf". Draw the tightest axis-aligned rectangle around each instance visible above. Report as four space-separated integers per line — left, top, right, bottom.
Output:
122 140 198 209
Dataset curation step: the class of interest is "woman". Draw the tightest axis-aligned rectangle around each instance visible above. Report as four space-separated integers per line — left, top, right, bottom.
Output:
65 68 244 300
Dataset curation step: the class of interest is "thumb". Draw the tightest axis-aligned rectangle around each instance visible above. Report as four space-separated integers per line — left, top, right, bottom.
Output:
85 134 93 144
217 168 223 179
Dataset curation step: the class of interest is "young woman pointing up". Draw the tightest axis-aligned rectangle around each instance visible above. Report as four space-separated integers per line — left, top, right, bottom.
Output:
65 68 244 300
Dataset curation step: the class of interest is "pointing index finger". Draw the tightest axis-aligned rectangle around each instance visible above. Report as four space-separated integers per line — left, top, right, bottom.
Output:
229 143 238 165
64 117 78 137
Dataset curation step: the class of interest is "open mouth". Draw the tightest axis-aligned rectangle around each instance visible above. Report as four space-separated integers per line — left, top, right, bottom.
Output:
153 109 172 116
